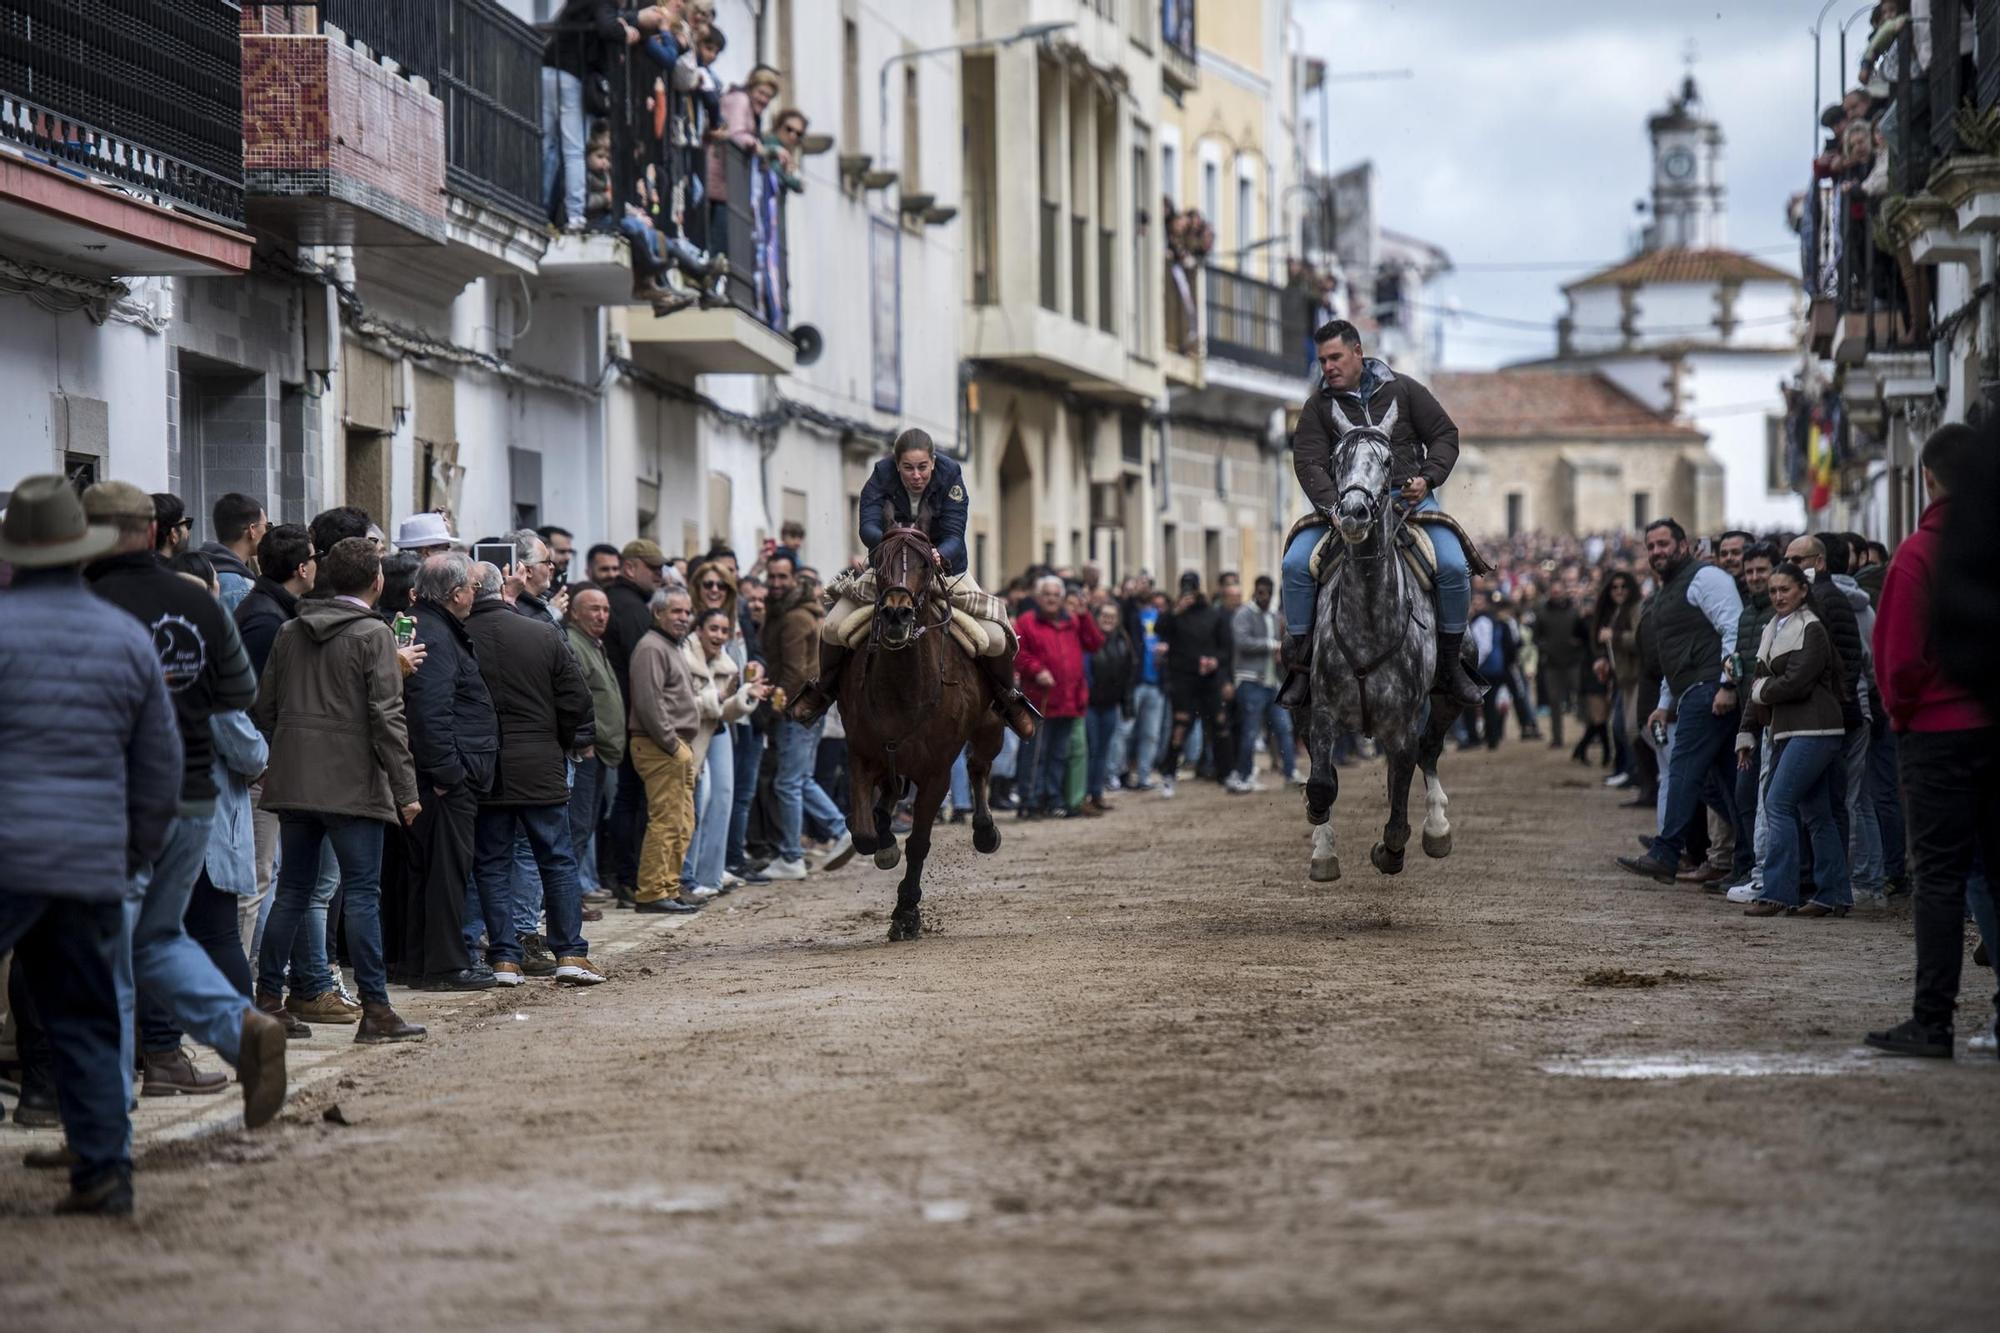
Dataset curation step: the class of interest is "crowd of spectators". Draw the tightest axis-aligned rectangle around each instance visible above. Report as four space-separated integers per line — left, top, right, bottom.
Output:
542 0 805 324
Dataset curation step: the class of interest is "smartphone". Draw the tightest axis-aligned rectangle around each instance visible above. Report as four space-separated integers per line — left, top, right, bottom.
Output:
472 541 515 570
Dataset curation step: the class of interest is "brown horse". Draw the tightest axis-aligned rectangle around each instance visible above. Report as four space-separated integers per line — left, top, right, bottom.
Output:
842 525 1007 941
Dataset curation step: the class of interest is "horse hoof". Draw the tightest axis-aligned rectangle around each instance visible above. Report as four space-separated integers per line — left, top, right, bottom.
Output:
874 842 901 871
1309 855 1342 883
887 909 922 942
1422 830 1452 859
1370 842 1405 875
972 821 1001 855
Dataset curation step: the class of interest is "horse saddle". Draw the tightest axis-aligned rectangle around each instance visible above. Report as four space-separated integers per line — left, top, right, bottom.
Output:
1284 509 1494 594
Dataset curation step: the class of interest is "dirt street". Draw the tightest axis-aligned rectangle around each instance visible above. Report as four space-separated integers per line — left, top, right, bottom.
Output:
3 740 1998 1331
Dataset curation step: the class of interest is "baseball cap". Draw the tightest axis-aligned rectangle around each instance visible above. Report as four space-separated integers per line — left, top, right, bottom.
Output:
621 538 666 566
81 480 156 522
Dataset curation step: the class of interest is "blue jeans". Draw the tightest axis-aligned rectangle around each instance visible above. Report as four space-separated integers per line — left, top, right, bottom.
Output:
1647 682 1742 868
992 727 1020 780
689 735 735 889
774 717 846 862
261 815 390 1005
1843 724 1884 893
474 804 587 963
949 747 973 811
1025 716 1077 811
1868 718 1905 882
1233 680 1294 780
510 831 544 940
121 815 248 1093
283 845 339 999
1130 682 1167 785
727 722 763 869
1281 490 1470 635
1085 705 1122 800
539 67 585 225
1760 734 1850 908
0 891 129 1185
568 757 608 894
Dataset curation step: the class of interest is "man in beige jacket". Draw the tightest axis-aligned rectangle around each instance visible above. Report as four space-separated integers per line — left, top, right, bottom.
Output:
627 586 701 912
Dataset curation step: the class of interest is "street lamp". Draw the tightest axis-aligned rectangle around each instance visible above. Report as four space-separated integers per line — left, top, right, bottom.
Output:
876 20 1076 187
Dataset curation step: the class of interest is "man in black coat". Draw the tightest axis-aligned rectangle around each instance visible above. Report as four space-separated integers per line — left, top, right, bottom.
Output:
235 524 316 675
389 554 499 990
1153 571 1233 796
462 563 600 987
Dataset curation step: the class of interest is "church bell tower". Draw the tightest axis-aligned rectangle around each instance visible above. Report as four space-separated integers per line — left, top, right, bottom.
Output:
1645 73 1725 251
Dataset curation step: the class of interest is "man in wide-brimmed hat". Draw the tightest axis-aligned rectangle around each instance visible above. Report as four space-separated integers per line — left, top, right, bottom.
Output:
0 476 190 1215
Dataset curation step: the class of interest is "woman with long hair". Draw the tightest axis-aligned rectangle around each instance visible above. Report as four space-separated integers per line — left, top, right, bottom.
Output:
683 604 768 897
1591 569 1642 787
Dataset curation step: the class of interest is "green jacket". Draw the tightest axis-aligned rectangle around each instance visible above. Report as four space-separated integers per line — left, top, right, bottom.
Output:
1730 590 1773 687
566 622 627 770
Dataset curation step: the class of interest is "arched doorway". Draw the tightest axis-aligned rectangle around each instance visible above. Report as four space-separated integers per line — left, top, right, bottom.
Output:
998 427 1034 582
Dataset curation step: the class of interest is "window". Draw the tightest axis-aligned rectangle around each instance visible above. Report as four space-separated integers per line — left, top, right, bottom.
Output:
1201 160 1219 227
842 20 860 153
903 66 920 192
1161 141 1178 207
1506 493 1524 538
775 0 793 95
1764 415 1787 493
1632 491 1651 532
1235 158 1254 262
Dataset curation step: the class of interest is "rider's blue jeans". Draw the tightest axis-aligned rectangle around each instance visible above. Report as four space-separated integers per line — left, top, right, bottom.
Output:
1280 490 1469 636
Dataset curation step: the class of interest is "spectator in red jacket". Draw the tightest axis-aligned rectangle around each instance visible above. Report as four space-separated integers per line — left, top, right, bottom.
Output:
1865 422 2000 1061
1012 575 1104 819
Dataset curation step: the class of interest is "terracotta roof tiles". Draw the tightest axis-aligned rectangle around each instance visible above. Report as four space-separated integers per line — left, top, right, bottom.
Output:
1429 370 1707 441
1563 247 1798 291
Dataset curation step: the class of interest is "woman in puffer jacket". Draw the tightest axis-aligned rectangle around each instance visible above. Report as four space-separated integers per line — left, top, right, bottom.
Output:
1736 562 1851 918
683 605 769 896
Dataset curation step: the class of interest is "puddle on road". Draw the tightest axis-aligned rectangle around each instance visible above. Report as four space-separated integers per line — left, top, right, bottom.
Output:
1541 1049 1892 1080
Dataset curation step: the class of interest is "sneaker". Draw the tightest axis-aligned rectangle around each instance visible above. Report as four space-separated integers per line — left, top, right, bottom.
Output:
1603 773 1631 789
721 871 745 888
1243 775 1268 793
1969 1023 1999 1056
554 956 607 986
1723 882 1759 904
1223 775 1248 794
634 896 700 914
491 961 525 987
689 884 721 899
520 935 559 976
286 990 360 1025
763 857 809 880
1158 778 1176 800
1863 1017 1953 1059
1106 775 1123 792
821 831 857 871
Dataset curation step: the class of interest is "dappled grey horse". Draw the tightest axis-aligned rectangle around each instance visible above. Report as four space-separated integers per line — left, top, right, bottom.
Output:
1301 398 1468 882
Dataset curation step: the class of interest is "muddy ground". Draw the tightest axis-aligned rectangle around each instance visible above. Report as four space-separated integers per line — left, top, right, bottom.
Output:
3 740 1997 1332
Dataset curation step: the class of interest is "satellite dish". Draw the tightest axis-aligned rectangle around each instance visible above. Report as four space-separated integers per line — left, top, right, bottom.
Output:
791 323 824 366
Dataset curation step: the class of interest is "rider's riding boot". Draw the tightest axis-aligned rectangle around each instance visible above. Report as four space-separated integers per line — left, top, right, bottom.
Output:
788 641 851 724
1432 630 1487 708
979 652 1041 740
1277 632 1313 710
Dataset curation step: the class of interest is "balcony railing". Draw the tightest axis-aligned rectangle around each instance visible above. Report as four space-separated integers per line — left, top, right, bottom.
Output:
441 0 543 225
1160 0 1198 93
1204 263 1295 373
323 0 440 86
0 0 244 226
718 139 788 330
1979 0 2000 110
1039 198 1059 311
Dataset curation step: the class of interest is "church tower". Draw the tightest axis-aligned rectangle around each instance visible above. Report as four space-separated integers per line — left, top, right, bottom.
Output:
1645 74 1725 251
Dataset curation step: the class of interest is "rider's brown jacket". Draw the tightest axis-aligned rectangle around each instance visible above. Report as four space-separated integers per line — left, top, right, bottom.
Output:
1292 372 1460 514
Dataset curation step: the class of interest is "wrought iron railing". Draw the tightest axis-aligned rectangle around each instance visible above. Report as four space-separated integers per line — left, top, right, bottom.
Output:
1932 0 1965 160
1164 258 1196 354
441 0 543 224
0 0 244 226
1160 0 1197 87
1097 226 1114 335
1979 0 2000 110
1203 263 1293 373
718 139 789 330
323 0 440 86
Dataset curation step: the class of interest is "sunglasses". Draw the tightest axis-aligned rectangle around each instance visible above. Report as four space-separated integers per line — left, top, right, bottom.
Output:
698 579 727 590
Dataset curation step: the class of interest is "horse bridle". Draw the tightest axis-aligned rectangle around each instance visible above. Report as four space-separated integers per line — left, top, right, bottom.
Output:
870 528 952 652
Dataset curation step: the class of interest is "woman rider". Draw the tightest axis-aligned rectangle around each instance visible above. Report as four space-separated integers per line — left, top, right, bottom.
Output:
1276 320 1484 710
788 428 1039 739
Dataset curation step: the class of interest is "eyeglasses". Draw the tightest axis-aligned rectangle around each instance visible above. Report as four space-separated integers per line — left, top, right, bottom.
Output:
698 579 727 590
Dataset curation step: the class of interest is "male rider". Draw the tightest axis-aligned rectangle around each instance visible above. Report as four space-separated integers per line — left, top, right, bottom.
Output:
789 428 1037 738
1277 320 1482 709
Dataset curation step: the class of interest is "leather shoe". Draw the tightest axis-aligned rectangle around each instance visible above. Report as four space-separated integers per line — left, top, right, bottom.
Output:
1864 1017 1953 1059
1614 854 1677 885
1677 863 1726 886
237 1008 288 1130
256 990 311 1039
415 967 498 992
635 896 700 914
355 1003 427 1045
56 1167 133 1217
581 905 604 922
12 1084 60 1129
23 1143 78 1171
141 1046 230 1097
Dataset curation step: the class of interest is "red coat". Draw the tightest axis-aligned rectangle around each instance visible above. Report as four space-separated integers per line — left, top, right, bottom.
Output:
1873 498 1990 733
1013 608 1104 719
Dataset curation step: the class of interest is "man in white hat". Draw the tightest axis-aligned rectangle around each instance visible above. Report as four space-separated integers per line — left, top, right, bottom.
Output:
0 476 192 1215
395 510 461 555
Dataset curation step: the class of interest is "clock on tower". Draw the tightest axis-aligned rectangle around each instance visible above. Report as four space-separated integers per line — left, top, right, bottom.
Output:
1646 74 1724 251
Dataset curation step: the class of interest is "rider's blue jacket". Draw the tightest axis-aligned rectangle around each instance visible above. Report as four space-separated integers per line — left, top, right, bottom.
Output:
857 452 969 575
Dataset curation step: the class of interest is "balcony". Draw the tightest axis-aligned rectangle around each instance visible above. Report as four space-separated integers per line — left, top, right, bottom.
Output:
241 2 450 245
0 0 251 278
1160 1 1199 100
623 142 794 379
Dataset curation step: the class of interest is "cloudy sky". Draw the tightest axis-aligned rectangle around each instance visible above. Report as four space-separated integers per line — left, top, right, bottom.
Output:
1294 0 1835 369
